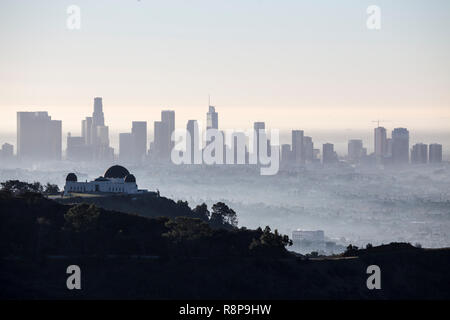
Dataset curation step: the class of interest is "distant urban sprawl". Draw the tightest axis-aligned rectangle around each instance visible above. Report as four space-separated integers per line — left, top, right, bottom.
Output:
0 97 444 171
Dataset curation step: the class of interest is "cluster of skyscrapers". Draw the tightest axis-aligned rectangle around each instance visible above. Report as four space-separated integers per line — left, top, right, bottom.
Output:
66 97 114 162
3 97 444 167
372 126 442 165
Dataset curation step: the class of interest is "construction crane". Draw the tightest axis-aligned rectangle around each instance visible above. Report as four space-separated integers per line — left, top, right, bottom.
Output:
372 120 391 127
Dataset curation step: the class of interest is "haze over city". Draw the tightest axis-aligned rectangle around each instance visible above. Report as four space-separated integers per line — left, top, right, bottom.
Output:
1 0 449 139
1 0 450 302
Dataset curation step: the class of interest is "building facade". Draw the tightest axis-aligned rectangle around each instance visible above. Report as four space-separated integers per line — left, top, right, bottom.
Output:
17 111 62 161
64 165 146 195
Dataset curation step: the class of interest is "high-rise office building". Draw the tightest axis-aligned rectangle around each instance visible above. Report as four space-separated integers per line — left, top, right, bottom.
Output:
91 98 104 146
429 144 443 164
322 143 337 164
96 126 110 146
119 122 147 164
386 138 393 157
254 122 265 131
161 110 175 150
89 97 114 161
92 97 105 127
348 139 364 162
81 117 92 145
132 121 147 163
153 121 170 162
254 122 265 163
187 120 199 164
292 130 304 164
303 136 314 162
411 143 428 164
374 127 387 160
207 106 218 130
67 133 91 161
17 111 62 161
392 128 409 164
119 133 134 163
231 132 246 164
65 97 113 162
0 143 14 161
313 148 320 161
150 111 174 163
281 144 292 165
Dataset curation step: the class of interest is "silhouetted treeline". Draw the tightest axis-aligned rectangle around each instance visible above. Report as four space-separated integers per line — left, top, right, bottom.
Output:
0 190 291 259
1 180 59 195
1 190 450 299
56 191 241 230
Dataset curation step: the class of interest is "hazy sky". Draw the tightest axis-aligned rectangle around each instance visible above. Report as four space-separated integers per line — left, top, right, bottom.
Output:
1 0 449 136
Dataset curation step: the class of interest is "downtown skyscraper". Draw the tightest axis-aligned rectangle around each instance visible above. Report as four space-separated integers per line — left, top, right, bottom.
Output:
17 111 62 161
119 121 147 164
67 97 114 162
392 128 410 164
374 126 387 162
207 106 218 130
151 110 175 162
292 130 304 164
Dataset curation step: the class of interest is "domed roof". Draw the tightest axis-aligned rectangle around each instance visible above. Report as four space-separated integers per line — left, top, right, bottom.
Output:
66 173 77 182
104 165 130 179
124 174 136 183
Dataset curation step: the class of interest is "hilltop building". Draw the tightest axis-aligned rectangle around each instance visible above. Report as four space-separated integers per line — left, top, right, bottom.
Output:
64 165 147 195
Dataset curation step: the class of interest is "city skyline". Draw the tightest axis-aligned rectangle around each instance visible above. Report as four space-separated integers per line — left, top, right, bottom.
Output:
1 96 445 166
1 1 450 134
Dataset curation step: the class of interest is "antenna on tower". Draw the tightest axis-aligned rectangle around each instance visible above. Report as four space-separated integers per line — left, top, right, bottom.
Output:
208 94 211 107
372 120 391 127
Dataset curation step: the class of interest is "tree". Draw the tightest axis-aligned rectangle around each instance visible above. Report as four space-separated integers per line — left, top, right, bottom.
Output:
1 180 43 194
344 244 359 256
163 216 212 242
249 226 292 257
193 203 210 221
44 183 60 194
31 182 44 193
210 202 238 229
64 203 100 233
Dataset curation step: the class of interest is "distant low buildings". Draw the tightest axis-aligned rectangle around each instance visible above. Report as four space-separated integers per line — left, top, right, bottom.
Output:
291 230 345 255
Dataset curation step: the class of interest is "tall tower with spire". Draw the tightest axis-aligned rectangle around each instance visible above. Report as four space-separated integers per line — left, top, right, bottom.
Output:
207 96 218 130
92 97 105 127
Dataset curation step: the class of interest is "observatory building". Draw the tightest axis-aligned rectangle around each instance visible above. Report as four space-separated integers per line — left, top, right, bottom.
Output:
64 165 146 195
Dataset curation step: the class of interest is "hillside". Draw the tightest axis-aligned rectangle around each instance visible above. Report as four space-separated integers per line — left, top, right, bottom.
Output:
1 190 450 299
